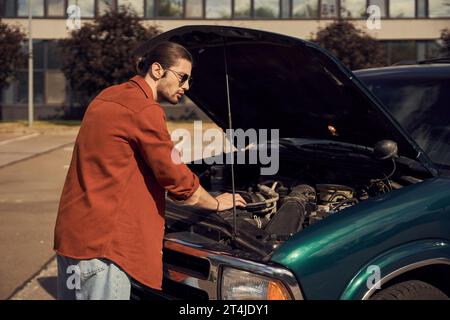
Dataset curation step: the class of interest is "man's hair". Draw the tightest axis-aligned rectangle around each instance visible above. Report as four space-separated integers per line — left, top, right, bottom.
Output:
136 41 193 76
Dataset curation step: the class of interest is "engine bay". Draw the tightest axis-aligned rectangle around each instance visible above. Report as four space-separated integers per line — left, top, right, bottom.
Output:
205 163 403 242
165 139 431 258
221 181 362 239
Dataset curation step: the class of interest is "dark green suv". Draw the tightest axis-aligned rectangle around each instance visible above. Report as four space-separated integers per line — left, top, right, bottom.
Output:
131 27 450 300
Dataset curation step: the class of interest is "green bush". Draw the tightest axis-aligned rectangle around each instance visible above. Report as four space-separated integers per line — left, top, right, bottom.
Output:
59 6 161 109
0 20 26 91
312 20 386 70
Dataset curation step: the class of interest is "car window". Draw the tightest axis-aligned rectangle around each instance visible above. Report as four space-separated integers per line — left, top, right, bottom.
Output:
363 78 450 169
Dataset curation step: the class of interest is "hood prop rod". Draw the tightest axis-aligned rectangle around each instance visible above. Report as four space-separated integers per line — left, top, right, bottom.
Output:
223 36 238 239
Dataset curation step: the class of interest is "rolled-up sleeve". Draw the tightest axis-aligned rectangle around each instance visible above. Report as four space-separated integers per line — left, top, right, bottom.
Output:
132 104 200 201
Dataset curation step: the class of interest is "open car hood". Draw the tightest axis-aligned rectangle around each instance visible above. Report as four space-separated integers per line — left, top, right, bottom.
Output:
134 26 435 168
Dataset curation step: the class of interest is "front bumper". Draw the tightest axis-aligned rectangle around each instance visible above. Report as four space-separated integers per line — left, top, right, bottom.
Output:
131 237 303 300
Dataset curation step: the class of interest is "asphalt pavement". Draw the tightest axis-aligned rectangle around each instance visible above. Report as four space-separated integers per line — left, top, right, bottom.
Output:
0 125 78 300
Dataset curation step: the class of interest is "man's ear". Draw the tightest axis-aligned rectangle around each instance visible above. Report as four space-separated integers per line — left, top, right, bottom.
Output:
151 62 164 80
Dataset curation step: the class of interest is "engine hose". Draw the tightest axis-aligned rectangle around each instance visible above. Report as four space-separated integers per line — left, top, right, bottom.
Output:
258 184 279 199
245 197 278 208
332 198 359 211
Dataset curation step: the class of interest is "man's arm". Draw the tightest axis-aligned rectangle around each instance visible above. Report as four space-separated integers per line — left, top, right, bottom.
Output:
133 105 246 211
133 105 200 200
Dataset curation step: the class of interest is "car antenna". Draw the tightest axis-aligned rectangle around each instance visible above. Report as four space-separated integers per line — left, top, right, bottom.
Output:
222 35 238 239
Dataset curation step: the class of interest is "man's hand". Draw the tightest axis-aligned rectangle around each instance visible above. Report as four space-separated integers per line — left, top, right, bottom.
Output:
215 193 247 211
179 185 246 212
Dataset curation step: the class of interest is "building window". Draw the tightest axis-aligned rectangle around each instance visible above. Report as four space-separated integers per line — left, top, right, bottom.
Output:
68 0 95 18
2 83 14 105
384 40 443 65
18 0 44 17
320 0 338 18
47 0 65 16
368 0 387 17
45 39 66 106
206 0 231 19
47 41 63 69
26 40 45 69
98 0 116 15
146 0 155 17
157 0 183 17
429 0 450 17
425 40 444 59
281 0 291 18
17 71 45 104
118 0 144 16
388 41 417 64
415 40 443 61
1 40 66 107
234 0 251 17
254 0 280 18
13 40 45 104
186 0 203 18
233 0 252 18
292 0 319 18
2 0 16 17
417 41 427 61
416 0 427 17
46 70 66 104
340 0 366 18
389 0 415 18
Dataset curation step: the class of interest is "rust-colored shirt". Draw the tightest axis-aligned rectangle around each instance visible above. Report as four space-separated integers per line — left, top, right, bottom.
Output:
54 75 200 290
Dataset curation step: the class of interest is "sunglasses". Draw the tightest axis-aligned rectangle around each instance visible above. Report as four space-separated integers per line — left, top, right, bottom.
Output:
165 68 193 87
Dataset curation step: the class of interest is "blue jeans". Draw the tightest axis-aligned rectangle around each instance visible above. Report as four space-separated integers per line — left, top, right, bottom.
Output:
56 254 131 300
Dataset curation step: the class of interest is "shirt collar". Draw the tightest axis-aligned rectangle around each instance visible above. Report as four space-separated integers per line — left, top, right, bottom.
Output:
129 75 155 100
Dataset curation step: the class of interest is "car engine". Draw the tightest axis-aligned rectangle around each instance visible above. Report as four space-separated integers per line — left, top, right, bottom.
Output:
219 180 365 240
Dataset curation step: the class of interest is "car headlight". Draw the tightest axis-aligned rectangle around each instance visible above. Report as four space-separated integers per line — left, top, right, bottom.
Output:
221 267 292 300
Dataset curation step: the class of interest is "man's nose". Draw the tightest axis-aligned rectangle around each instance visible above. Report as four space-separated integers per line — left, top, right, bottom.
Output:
181 81 190 91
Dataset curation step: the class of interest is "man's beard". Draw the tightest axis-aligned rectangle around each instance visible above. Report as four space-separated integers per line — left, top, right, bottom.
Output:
157 88 178 105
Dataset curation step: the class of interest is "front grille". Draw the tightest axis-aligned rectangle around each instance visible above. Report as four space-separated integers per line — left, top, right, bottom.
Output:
131 278 209 301
163 248 210 280
162 278 209 300
131 278 209 300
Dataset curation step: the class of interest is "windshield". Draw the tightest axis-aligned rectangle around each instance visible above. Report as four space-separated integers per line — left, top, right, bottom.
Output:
360 77 450 169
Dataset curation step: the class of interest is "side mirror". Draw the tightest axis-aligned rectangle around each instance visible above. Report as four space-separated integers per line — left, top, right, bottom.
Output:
374 140 398 160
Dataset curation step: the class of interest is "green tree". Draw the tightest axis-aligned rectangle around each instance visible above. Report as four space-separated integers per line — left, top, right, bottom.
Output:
440 28 450 57
59 6 161 115
0 19 26 120
0 20 26 93
312 20 386 70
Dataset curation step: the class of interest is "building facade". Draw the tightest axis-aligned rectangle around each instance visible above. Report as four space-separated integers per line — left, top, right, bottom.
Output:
1 0 449 120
